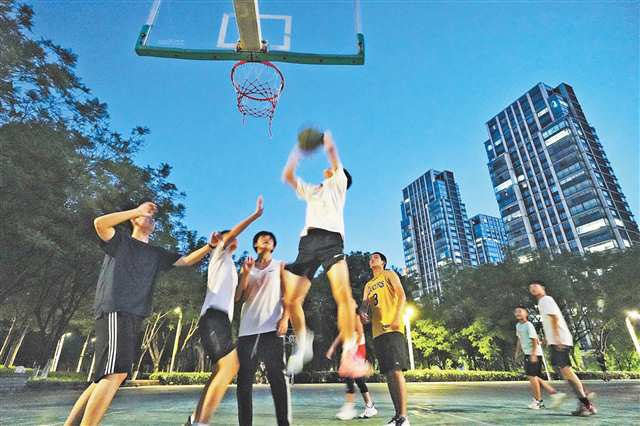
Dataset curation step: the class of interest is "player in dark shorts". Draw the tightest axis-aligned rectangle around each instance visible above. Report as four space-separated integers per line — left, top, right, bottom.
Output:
529 281 597 416
514 306 561 410
65 201 215 425
361 252 410 426
281 131 368 378
186 196 264 426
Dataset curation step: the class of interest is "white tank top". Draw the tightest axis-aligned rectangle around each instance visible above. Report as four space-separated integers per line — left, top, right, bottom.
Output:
238 259 284 337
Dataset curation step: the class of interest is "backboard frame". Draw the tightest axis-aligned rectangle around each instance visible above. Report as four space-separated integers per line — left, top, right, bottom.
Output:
135 0 365 65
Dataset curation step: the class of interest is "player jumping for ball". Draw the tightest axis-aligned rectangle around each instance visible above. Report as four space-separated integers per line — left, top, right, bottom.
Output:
281 130 369 378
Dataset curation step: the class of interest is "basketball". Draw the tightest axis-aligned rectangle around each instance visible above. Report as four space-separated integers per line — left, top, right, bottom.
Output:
297 127 325 152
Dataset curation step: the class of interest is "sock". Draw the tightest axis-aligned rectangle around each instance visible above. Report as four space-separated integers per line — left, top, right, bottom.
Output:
366 402 374 408
579 397 590 405
193 423 209 426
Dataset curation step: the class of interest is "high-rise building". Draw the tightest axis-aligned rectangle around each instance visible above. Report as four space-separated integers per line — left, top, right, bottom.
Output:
469 214 509 264
484 82 639 254
401 170 477 297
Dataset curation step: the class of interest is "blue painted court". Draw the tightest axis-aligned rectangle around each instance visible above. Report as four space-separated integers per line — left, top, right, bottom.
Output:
3 381 638 425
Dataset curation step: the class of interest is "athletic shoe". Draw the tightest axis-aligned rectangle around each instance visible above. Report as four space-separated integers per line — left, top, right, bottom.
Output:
571 401 597 416
286 330 314 375
395 416 410 426
528 398 544 410
383 415 399 425
184 415 192 426
336 402 357 420
548 392 567 409
359 404 378 418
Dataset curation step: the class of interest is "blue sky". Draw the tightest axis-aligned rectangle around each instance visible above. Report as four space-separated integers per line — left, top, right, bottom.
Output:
31 1 639 267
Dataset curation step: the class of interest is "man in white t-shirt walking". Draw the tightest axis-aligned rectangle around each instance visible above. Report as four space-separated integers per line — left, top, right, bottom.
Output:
514 305 562 410
281 131 368 378
235 231 290 426
529 281 597 417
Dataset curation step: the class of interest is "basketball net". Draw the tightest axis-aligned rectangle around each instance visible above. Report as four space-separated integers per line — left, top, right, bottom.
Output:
231 61 285 136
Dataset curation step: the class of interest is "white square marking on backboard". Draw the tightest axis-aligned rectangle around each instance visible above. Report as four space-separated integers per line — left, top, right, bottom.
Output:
217 13 292 51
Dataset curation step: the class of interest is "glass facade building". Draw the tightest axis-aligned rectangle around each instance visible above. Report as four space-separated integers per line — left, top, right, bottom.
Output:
401 170 477 297
470 214 509 264
484 82 639 254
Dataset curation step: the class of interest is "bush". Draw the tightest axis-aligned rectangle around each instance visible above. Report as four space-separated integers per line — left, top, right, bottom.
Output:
0 365 34 377
149 369 640 385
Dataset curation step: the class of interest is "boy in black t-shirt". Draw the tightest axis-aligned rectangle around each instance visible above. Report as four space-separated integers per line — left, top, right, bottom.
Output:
65 201 215 426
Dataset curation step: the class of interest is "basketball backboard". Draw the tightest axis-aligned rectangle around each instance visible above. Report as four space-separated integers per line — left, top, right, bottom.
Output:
136 0 364 65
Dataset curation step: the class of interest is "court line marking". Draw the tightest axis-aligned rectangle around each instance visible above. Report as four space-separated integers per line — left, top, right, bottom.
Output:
413 405 497 426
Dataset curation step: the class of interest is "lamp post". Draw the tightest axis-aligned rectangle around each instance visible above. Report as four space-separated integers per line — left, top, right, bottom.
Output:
625 310 640 356
87 337 96 382
51 332 72 372
403 306 416 371
169 306 183 373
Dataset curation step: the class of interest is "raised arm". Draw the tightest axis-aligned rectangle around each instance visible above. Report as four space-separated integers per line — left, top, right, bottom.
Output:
282 147 302 190
221 196 264 249
93 202 156 241
174 232 220 267
323 131 341 171
388 271 407 331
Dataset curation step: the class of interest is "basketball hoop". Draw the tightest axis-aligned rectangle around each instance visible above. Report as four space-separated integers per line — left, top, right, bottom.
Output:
231 60 285 135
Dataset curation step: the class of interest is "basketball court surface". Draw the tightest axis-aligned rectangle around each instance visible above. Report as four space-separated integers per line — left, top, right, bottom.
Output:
3 381 638 425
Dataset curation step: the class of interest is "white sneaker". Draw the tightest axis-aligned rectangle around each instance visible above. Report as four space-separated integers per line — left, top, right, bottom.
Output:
528 398 543 410
286 330 314 375
359 404 378 418
548 392 567 409
336 403 357 420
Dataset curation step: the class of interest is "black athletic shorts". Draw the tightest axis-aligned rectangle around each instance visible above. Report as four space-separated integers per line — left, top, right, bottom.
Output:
284 228 345 280
524 355 543 377
373 332 410 374
550 345 572 368
93 311 142 383
199 308 235 363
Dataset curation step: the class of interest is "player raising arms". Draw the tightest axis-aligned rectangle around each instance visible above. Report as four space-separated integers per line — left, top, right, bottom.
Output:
186 196 264 426
65 201 215 426
281 129 368 378
361 252 410 426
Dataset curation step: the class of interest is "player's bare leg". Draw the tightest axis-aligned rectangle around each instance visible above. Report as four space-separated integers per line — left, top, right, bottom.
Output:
192 350 240 424
528 376 542 401
79 372 127 425
326 260 356 344
64 382 97 425
283 270 313 373
282 270 311 337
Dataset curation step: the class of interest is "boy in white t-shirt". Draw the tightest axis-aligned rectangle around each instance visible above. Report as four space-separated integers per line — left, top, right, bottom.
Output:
514 305 561 410
281 131 368 378
186 196 264 426
235 231 290 426
529 281 597 417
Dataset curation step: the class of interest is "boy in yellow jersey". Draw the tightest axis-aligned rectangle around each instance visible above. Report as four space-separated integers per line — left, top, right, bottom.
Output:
360 252 410 426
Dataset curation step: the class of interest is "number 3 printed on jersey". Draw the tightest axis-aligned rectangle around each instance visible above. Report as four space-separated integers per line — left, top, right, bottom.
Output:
372 293 379 306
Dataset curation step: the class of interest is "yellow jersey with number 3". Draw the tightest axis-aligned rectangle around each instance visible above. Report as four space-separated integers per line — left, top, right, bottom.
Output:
365 270 404 338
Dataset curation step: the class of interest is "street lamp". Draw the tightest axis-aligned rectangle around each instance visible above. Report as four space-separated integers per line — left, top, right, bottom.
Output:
625 310 640 355
169 306 183 373
51 332 72 372
403 306 416 370
87 337 97 382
